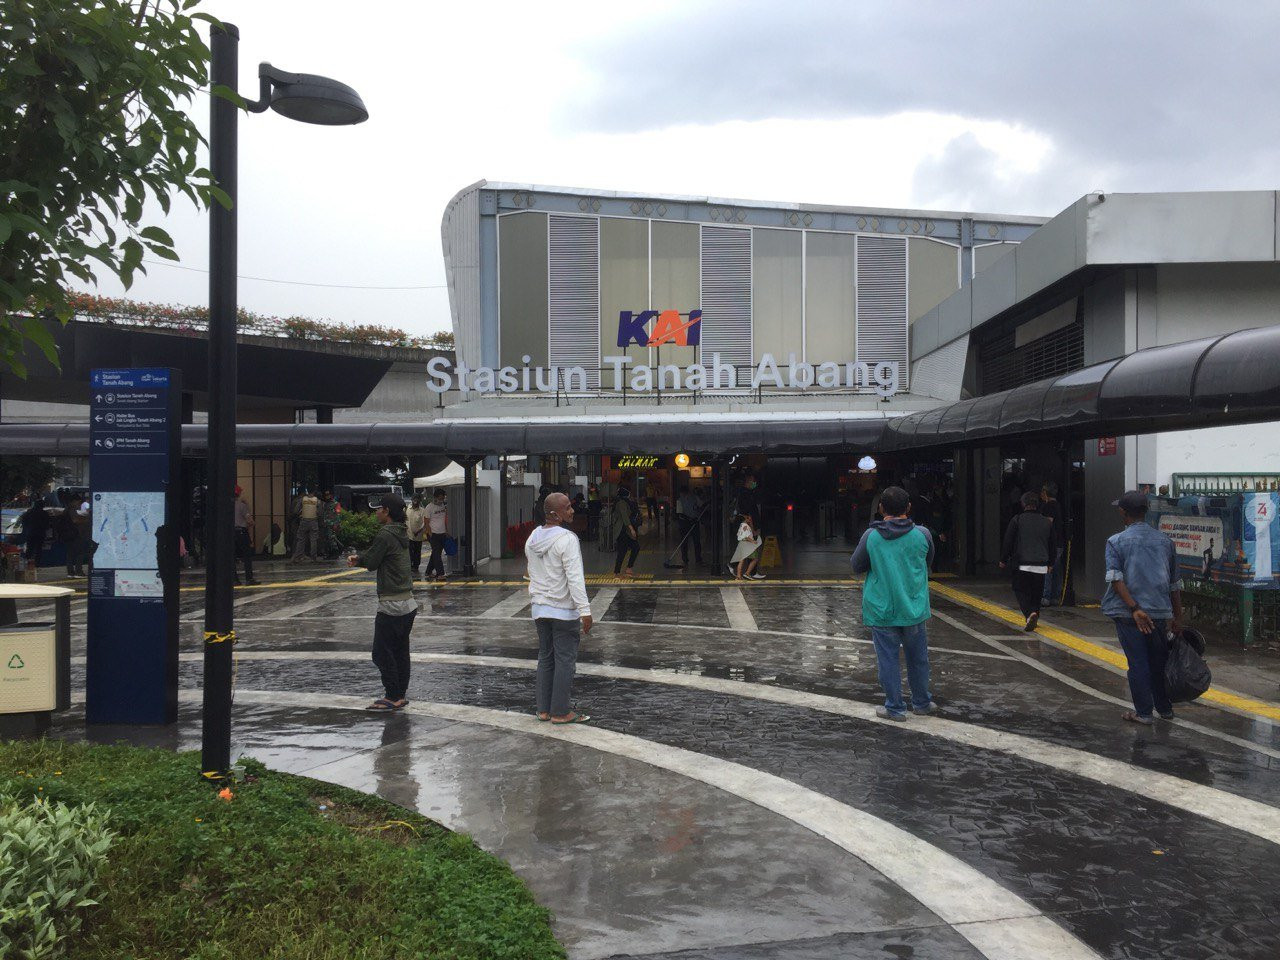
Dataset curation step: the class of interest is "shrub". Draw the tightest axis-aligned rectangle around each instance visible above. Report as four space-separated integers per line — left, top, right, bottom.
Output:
0 794 114 959
337 510 383 549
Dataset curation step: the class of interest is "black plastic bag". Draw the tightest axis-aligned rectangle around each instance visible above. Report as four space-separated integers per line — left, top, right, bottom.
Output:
1165 631 1212 703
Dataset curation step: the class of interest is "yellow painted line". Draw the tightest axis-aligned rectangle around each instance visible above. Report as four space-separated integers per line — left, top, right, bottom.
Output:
931 581 1280 723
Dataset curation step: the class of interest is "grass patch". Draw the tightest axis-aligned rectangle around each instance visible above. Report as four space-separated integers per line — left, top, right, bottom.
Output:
0 739 565 959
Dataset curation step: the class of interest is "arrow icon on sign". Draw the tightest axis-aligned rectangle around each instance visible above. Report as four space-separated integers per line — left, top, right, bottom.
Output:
94 440 102 447
94 415 103 422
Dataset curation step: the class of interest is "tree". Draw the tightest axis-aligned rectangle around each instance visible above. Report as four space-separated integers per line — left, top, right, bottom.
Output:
0 0 222 377
0 456 60 504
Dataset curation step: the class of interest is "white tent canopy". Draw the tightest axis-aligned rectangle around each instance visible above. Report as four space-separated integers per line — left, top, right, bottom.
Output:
414 460 465 489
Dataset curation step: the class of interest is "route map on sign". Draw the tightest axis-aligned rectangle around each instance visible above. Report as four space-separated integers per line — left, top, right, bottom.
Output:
92 492 164 570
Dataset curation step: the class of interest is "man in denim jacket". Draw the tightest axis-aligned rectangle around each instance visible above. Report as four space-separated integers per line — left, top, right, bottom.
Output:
1102 491 1185 725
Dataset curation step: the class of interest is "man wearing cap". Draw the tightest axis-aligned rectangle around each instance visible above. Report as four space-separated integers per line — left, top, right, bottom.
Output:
348 493 416 711
1102 490 1185 725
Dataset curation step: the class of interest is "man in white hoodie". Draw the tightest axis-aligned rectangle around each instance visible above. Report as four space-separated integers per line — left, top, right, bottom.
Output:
525 492 593 723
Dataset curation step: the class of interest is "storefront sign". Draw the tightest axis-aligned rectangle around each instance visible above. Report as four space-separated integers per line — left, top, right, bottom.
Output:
1097 437 1117 456
615 455 659 469
674 453 691 470
425 353 901 398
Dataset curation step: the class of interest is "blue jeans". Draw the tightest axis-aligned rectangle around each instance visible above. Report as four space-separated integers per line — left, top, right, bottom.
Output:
1113 617 1172 718
871 623 931 716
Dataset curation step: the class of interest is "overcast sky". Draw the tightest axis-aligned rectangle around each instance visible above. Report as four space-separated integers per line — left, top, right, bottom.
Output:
87 0 1280 337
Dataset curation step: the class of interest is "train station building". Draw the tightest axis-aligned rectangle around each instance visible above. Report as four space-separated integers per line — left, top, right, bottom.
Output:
7 185 1280 615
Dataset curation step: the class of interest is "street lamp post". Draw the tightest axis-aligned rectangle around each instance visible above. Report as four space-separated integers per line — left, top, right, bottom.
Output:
201 24 367 780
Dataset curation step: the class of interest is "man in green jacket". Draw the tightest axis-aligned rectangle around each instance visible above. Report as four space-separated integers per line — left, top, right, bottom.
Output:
851 486 936 720
348 493 416 712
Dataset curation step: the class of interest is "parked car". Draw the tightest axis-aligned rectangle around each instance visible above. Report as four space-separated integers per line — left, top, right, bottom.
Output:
333 484 403 514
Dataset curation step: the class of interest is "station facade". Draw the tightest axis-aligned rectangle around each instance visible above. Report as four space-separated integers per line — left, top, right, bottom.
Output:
440 184 1280 602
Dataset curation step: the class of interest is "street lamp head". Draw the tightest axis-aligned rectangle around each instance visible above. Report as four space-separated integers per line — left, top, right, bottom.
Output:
256 63 368 125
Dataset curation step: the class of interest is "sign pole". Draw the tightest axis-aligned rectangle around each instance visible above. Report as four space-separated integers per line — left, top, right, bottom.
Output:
201 23 240 778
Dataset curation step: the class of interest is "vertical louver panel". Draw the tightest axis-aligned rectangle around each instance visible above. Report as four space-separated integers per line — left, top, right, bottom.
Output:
548 215 600 387
700 226 752 366
856 236 908 387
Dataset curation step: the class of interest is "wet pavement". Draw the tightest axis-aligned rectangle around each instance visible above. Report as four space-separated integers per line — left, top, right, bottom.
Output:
30 565 1280 959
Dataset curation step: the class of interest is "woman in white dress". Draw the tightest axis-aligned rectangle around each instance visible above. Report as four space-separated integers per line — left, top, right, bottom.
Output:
729 513 765 581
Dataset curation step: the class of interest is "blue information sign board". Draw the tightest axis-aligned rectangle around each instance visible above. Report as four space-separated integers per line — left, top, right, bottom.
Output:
86 368 180 724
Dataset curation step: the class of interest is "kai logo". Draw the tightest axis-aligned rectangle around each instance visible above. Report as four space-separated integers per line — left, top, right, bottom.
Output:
616 309 702 348
7 654 24 669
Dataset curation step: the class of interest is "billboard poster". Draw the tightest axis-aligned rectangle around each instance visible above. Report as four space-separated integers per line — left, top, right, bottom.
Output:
1243 493 1280 585
1152 493 1280 589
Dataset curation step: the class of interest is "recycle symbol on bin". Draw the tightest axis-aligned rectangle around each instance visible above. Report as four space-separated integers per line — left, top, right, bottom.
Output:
7 654 24 669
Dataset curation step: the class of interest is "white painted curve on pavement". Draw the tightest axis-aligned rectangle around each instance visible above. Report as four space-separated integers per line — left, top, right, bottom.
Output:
157 649 1280 848
205 688 1104 960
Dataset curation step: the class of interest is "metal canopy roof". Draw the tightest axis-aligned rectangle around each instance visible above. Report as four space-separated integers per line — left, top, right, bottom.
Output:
0 416 888 459
881 325 1280 452
5 326 1280 458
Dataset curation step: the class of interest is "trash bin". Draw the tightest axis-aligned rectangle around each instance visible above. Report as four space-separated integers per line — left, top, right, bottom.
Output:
0 584 74 738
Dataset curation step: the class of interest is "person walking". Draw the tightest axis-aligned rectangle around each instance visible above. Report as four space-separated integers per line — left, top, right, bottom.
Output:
729 513 764 580
1103 490 1185 725
291 489 320 562
1040 481 1066 606
525 491 593 723
850 486 936 721
676 487 705 569
423 488 449 581
405 494 427 579
1001 491 1055 631
610 486 640 577
348 493 417 712
233 486 259 586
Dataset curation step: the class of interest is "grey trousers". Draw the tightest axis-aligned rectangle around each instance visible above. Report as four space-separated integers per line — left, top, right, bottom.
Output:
292 518 319 559
535 617 581 716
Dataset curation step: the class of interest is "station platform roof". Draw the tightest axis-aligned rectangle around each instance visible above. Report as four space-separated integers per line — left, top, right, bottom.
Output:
4 325 1280 458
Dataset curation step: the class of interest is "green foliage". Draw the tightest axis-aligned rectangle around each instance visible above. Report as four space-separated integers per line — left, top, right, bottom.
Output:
0 793 115 959
338 509 383 549
0 0 218 377
64 291 458 352
0 456 60 504
0 739 564 960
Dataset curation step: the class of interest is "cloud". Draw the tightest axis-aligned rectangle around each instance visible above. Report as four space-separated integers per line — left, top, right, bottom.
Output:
560 0 1280 209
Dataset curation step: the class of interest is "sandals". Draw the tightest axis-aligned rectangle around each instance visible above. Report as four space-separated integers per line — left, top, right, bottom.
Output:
550 713 590 724
366 698 396 712
1121 710 1154 726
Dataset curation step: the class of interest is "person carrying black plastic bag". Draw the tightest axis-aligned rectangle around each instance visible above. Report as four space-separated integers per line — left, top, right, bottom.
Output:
1102 490 1186 725
1000 491 1055 631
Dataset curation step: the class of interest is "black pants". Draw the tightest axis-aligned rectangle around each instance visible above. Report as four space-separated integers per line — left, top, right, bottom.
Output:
426 532 446 578
65 539 90 574
408 540 422 573
234 527 254 582
372 610 416 701
678 516 702 564
614 533 639 573
1011 569 1046 618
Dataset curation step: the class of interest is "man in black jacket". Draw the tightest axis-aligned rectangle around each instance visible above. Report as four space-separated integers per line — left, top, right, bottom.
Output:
1001 491 1056 631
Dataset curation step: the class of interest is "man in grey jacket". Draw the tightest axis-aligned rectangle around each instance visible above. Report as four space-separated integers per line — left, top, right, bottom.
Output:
525 492 593 723
348 493 416 712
